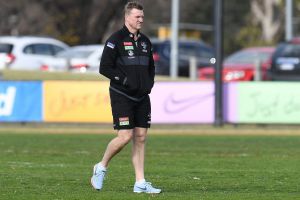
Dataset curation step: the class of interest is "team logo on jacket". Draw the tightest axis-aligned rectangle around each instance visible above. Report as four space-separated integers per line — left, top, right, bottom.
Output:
141 42 147 52
141 42 147 49
128 50 134 56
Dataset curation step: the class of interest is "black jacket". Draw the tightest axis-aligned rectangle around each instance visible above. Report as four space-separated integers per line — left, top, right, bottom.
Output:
99 25 155 101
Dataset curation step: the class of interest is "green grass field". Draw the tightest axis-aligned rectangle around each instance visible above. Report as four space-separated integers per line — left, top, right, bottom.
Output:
1 133 300 200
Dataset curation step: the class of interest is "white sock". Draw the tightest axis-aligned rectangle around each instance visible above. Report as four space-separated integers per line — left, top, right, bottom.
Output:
136 179 146 184
98 162 107 171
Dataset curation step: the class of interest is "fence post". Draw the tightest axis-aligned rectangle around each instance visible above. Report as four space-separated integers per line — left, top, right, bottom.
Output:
254 59 261 81
189 56 197 81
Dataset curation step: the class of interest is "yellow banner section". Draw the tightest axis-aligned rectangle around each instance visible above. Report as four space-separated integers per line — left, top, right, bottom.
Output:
44 81 112 122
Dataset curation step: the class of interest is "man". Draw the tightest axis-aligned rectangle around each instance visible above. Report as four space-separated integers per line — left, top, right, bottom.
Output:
91 1 161 194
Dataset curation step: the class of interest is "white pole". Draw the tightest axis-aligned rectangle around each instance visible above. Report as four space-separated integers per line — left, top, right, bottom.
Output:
189 56 197 81
285 0 293 41
170 0 179 79
254 59 261 81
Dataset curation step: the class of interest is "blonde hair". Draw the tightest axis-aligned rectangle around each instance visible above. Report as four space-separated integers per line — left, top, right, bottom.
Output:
124 1 143 16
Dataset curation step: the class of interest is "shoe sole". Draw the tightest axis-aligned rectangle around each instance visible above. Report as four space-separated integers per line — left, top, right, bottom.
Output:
91 177 101 191
134 190 161 194
90 165 101 191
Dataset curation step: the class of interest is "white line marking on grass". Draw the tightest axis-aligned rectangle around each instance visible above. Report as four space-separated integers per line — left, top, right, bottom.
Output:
74 150 90 155
8 161 66 168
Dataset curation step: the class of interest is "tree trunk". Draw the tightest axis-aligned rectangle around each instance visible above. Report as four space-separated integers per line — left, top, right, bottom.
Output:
251 0 282 42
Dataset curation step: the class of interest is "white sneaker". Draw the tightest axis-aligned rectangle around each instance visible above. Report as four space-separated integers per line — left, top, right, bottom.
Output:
90 163 106 190
133 181 161 194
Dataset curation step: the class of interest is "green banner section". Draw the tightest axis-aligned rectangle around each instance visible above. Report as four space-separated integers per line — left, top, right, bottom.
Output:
238 82 300 123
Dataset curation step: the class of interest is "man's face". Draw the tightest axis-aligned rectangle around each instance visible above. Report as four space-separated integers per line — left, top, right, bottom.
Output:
125 8 144 31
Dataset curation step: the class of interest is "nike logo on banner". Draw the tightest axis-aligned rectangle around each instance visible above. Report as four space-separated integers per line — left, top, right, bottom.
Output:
164 93 213 113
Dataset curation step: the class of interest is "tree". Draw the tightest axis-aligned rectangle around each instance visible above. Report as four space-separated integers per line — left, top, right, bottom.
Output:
0 0 52 36
223 0 252 55
0 0 125 45
251 0 283 42
236 0 284 47
293 0 300 37
41 0 125 44
3 0 296 55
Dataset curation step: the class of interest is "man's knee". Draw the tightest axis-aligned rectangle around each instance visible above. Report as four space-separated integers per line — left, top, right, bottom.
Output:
136 134 146 143
118 130 133 144
134 128 147 143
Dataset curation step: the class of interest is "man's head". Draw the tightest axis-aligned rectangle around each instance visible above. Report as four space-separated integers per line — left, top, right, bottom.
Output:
124 1 144 33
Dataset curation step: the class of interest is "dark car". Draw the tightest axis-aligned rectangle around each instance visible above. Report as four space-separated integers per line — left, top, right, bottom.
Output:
268 38 300 81
151 39 214 76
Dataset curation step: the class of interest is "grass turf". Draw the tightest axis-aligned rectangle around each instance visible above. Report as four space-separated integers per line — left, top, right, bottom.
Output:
0 133 300 200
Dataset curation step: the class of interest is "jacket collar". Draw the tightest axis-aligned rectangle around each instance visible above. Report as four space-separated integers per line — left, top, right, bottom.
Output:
121 25 141 39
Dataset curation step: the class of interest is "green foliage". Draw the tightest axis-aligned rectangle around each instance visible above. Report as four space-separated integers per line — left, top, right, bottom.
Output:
1 0 298 55
1 133 300 200
234 0 285 49
223 0 252 55
236 25 275 47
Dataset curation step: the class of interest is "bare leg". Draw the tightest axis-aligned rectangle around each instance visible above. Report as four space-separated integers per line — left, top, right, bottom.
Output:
100 129 133 168
132 127 147 182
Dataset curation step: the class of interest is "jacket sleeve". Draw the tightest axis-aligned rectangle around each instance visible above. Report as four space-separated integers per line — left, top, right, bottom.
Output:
149 42 155 86
99 38 127 85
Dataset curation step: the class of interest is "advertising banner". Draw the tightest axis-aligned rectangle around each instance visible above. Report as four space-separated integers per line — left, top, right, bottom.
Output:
43 81 112 122
238 82 300 123
9 80 300 124
224 83 238 123
150 82 215 123
0 81 42 122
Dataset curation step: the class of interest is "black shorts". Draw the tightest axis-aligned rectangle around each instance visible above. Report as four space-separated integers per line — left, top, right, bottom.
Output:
110 90 151 130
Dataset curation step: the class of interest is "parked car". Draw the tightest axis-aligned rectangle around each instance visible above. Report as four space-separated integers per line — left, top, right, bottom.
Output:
268 37 300 81
0 36 69 70
49 45 104 73
151 39 214 76
198 47 275 81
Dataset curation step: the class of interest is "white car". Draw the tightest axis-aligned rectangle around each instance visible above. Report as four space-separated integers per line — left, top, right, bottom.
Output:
54 45 104 73
0 36 69 70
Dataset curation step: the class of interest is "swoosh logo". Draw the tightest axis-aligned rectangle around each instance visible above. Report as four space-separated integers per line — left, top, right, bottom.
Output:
136 186 147 190
164 93 213 113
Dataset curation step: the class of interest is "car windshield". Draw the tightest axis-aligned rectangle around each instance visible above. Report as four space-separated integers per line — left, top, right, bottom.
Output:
179 44 198 56
276 44 300 57
0 43 13 53
153 41 213 58
224 50 271 64
57 49 94 58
